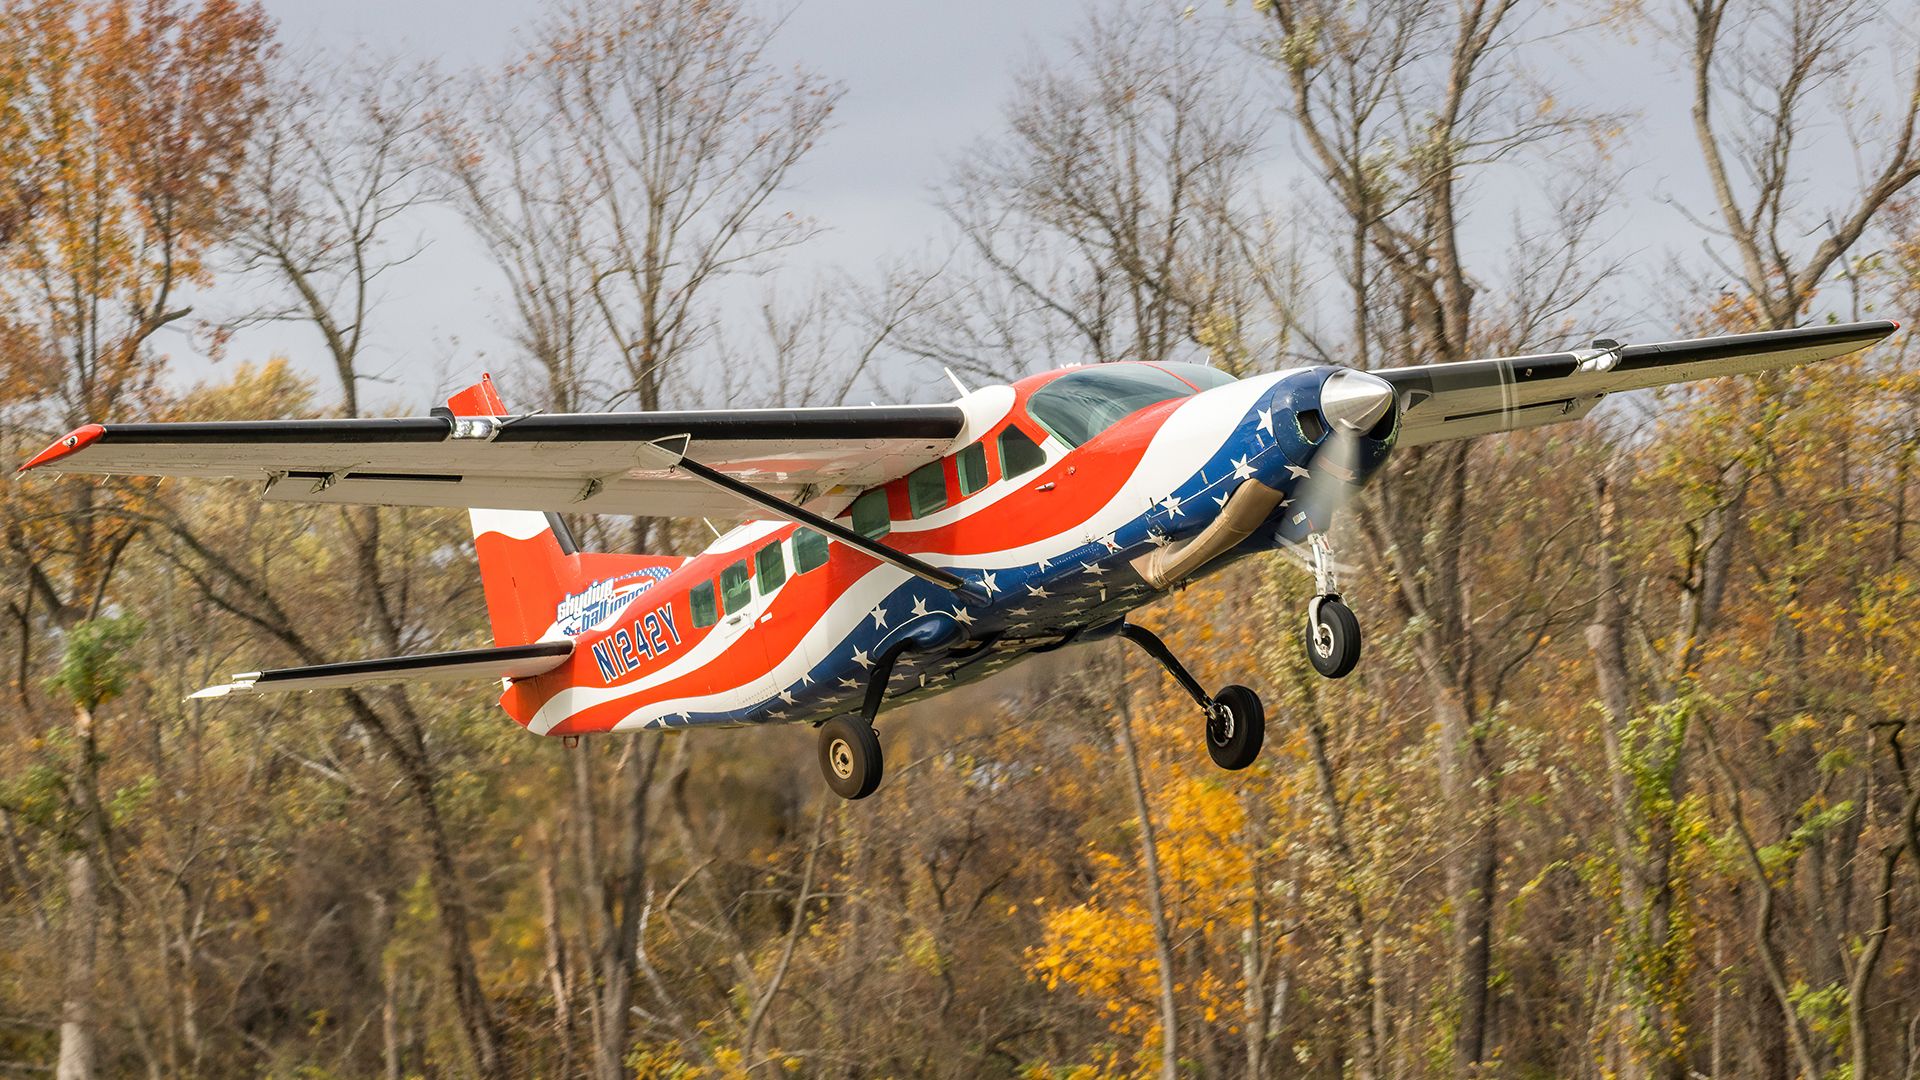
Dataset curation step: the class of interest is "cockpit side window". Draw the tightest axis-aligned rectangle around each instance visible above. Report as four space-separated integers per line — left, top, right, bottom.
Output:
1025 364 1200 448
998 426 1046 479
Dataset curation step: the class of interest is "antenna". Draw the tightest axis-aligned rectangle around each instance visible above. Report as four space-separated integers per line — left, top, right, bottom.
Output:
943 367 972 398
702 518 722 538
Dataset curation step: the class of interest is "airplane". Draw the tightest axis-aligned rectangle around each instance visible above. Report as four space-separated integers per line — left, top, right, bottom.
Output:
18 319 1898 798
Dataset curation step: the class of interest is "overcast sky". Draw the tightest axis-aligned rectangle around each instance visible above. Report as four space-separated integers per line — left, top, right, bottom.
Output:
203 0 1899 412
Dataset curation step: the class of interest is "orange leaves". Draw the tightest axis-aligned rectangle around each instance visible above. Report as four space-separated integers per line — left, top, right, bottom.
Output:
0 0 271 424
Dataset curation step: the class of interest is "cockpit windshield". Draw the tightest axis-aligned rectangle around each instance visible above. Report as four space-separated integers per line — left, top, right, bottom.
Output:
1025 362 1234 448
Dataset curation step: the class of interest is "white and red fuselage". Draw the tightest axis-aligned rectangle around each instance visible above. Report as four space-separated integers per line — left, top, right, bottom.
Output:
490 362 1395 736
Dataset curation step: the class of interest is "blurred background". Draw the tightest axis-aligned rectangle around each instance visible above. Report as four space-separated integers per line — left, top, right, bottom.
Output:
1 0 1918 1076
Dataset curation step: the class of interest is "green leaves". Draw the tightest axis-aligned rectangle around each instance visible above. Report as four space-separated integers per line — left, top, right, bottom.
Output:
44 614 144 711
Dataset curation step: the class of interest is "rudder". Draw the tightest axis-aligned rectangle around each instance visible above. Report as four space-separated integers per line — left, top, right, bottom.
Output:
453 375 577 647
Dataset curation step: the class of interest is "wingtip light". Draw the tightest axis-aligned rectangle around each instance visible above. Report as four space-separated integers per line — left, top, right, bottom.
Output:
18 423 105 473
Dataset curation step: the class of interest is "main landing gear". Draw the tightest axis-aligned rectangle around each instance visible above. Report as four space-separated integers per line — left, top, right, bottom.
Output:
816 641 912 800
1118 622 1265 770
817 715 883 800
1305 534 1362 679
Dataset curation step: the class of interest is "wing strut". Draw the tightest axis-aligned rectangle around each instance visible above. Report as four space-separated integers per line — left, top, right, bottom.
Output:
671 454 973 595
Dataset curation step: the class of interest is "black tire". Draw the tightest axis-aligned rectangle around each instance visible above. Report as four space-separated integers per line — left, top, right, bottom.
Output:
1304 595 1362 679
818 716 883 800
1206 684 1265 771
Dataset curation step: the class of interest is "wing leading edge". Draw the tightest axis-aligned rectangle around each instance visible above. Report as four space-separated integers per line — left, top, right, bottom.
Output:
1376 320 1899 447
20 403 968 520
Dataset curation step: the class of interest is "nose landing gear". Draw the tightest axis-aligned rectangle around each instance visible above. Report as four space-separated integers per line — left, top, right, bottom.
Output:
1118 622 1265 771
1305 534 1362 679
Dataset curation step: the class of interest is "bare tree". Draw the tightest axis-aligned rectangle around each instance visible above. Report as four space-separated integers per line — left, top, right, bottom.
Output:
224 57 514 1078
913 5 1267 381
1248 0 1620 1068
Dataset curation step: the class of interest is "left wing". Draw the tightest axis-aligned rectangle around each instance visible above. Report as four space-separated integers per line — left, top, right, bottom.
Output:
189 641 574 699
20 403 967 520
1376 320 1899 448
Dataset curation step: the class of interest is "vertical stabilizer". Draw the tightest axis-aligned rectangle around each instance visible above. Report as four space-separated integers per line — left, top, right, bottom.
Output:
451 376 576 646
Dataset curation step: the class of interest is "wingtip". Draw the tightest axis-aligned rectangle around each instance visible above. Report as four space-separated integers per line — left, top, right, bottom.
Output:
19 423 105 472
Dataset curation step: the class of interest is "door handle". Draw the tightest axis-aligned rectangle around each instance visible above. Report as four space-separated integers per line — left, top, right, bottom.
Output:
1035 482 1055 492
758 613 772 624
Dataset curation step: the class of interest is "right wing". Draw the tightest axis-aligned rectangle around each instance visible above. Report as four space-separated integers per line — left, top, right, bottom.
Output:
1375 320 1898 448
20 403 968 519
190 641 574 699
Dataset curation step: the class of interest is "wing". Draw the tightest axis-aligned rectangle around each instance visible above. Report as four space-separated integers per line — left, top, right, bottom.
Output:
189 641 574 699
20 404 968 519
1376 320 1899 448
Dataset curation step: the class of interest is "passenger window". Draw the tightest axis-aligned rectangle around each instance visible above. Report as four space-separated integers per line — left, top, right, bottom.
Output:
908 461 948 517
690 581 718 628
998 427 1046 479
755 542 786 593
720 560 751 612
792 528 829 573
850 489 890 539
957 443 989 496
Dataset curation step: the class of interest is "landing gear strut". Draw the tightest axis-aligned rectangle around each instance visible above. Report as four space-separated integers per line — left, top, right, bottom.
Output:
1305 534 1362 679
817 642 911 800
1118 622 1265 770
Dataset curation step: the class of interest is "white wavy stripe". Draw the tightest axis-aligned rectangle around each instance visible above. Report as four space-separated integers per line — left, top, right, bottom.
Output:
529 560 911 732
532 369 1297 733
469 507 553 541
889 371 1287 540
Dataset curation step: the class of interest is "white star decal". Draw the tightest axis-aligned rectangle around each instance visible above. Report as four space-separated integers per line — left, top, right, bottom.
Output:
1146 531 1171 547
1231 455 1255 480
1286 463 1311 480
899 654 917 667
1010 606 1032 616
838 676 861 690
1082 563 1107 577
1096 534 1119 551
769 709 789 720
778 689 796 705
978 571 999 596
1257 408 1274 435
1278 497 1294 509
1026 584 1051 598
1036 555 1051 570
1011 621 1032 629
1158 495 1183 516
910 596 930 617
869 604 889 629
800 672 814 686
952 607 975 626
851 647 874 670
1213 494 1229 508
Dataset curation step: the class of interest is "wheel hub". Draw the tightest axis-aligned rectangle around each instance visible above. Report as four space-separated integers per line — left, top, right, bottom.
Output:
828 739 855 779
1207 703 1236 746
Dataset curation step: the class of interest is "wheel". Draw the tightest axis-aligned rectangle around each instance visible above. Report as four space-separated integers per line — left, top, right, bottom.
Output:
1205 684 1265 770
1304 595 1361 679
817 716 883 800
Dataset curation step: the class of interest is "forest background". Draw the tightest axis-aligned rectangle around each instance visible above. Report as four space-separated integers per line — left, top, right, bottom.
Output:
4 0 1920 1077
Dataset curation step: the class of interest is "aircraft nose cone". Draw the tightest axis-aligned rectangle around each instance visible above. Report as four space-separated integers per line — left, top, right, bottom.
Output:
1319 370 1395 435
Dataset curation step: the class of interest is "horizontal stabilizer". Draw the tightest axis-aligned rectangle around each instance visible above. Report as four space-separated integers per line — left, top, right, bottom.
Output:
190 641 574 700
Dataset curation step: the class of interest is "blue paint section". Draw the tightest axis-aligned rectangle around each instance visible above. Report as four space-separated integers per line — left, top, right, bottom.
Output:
632 368 1401 732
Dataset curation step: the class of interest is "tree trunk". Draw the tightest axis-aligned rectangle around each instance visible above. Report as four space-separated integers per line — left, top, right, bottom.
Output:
57 850 99 1080
1114 660 1179 1080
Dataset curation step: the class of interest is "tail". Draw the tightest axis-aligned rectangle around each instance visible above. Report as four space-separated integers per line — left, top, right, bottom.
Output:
452 375 580 647
452 375 689 649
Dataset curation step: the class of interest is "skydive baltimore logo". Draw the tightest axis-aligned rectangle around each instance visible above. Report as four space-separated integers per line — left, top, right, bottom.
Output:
554 568 672 637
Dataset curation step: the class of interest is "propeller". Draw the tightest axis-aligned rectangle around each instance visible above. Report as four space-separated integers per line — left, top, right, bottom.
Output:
1287 369 1395 536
